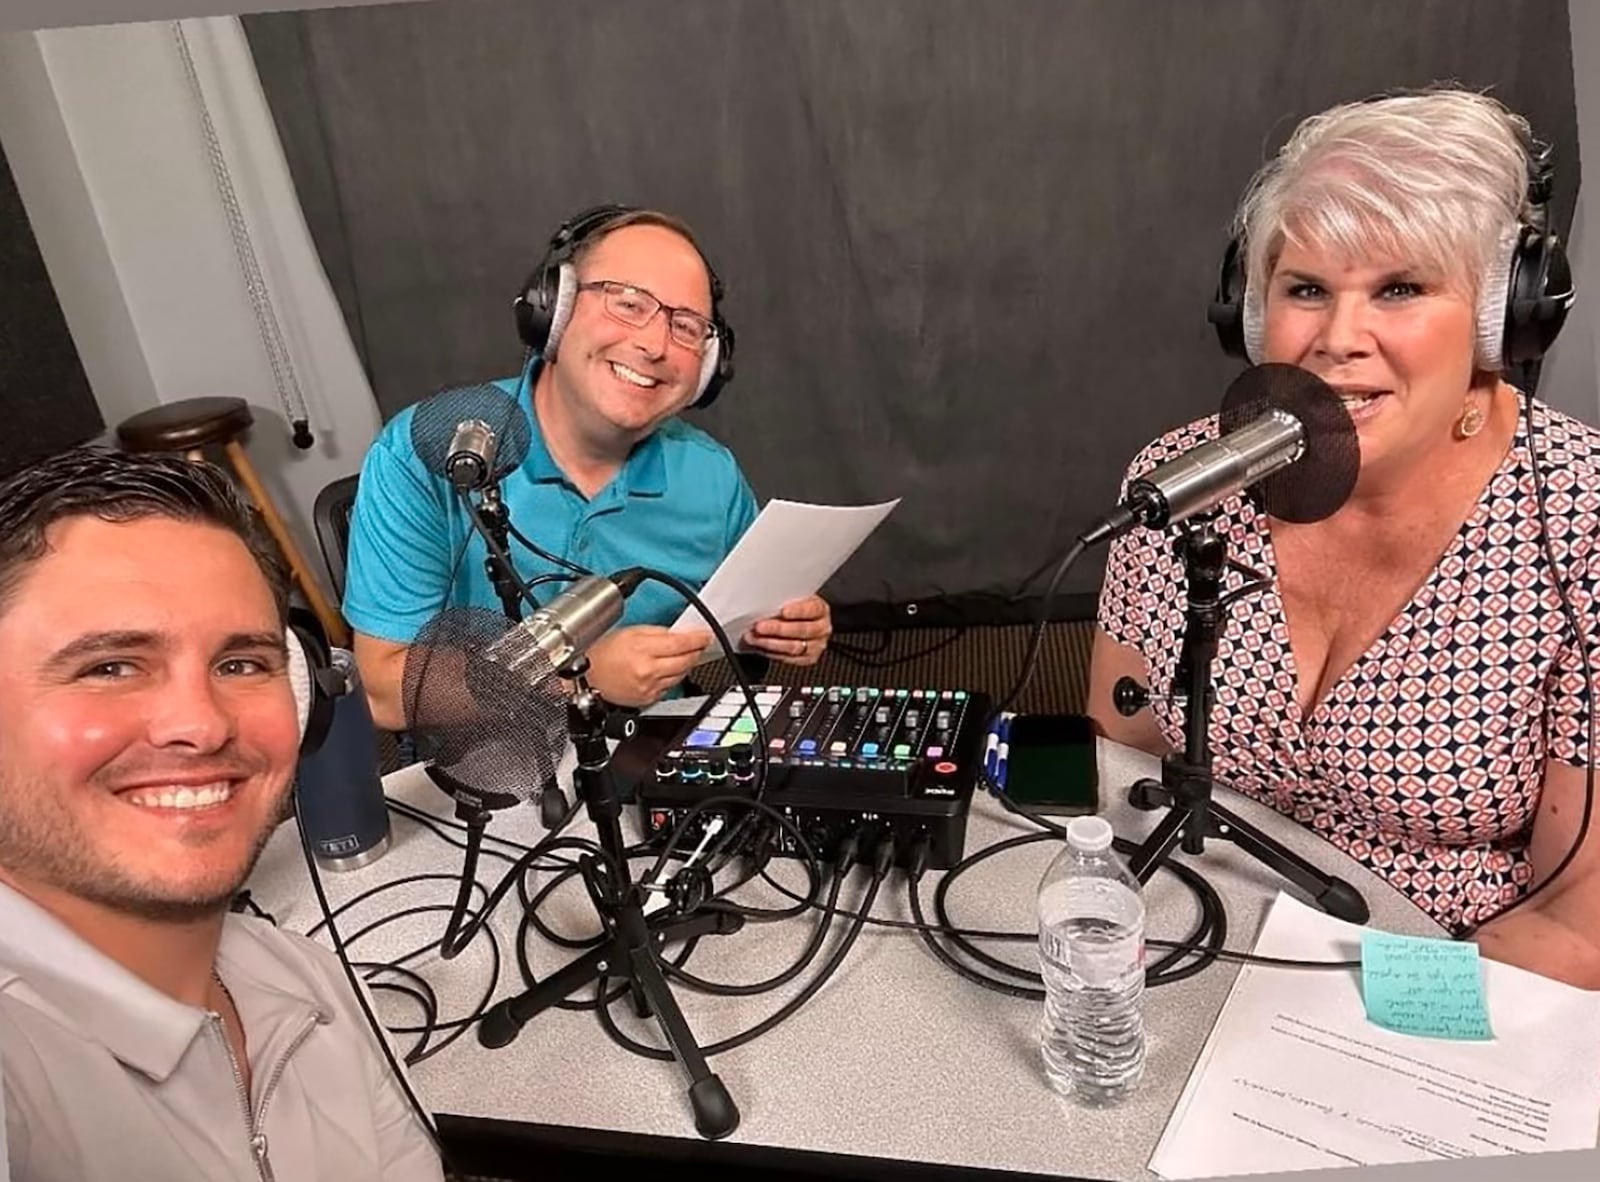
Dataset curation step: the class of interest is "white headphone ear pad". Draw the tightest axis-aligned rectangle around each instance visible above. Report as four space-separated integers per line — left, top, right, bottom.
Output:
286 628 313 745
695 334 721 401
1241 282 1266 365
1475 224 1520 373
545 263 579 360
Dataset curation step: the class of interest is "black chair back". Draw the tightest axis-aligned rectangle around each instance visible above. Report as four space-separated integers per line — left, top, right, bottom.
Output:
313 473 359 601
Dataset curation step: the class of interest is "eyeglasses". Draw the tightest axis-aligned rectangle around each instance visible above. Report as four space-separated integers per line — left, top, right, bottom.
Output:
577 280 717 353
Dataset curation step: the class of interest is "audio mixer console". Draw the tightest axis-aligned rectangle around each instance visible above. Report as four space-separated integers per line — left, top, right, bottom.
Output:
634 683 991 869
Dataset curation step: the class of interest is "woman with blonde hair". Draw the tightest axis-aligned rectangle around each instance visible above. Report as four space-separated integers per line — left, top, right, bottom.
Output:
1091 88 1599 988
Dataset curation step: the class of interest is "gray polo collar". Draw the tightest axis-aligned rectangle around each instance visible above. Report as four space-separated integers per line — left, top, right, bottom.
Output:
0 879 327 1083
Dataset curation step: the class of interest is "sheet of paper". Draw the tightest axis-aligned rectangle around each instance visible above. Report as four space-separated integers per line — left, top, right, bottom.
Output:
670 497 899 658
1149 892 1600 1179
1361 929 1493 1040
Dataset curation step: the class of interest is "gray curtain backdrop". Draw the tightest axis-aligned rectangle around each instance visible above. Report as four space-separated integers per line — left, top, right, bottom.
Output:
0 137 102 479
243 0 1578 623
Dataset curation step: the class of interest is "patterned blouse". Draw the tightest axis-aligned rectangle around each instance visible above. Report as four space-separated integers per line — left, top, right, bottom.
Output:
1097 398 1600 934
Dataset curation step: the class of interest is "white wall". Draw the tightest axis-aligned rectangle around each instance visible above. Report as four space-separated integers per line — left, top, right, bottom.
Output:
0 17 380 589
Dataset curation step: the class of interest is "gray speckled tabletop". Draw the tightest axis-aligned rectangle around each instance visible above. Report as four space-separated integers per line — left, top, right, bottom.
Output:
247 738 1438 1181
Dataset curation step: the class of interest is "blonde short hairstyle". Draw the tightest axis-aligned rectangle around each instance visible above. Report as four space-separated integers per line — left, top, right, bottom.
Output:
1233 88 1534 369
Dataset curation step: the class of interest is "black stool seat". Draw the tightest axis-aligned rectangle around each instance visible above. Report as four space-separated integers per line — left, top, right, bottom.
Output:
117 397 255 453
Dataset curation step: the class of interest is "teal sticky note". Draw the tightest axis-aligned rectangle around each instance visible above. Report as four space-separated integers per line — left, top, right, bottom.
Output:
1360 929 1493 1041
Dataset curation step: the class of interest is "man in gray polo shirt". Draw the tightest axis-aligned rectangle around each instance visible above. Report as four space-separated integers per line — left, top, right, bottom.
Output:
0 448 443 1182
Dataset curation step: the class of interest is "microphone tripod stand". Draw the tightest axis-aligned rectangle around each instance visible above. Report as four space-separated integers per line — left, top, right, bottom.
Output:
477 660 745 1140
1114 514 1369 923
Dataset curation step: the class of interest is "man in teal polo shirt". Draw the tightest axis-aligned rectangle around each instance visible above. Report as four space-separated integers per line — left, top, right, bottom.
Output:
344 208 832 729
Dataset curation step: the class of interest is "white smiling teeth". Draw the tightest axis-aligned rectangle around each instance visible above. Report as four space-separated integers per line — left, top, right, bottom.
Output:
610 362 659 388
125 783 234 810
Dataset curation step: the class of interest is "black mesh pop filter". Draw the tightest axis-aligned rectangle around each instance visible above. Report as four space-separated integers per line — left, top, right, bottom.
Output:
1219 363 1360 524
401 607 567 813
410 383 533 485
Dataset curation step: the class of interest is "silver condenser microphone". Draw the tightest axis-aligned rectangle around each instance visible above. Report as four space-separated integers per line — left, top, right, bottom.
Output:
1081 364 1358 546
445 419 500 490
1128 408 1305 529
484 569 646 678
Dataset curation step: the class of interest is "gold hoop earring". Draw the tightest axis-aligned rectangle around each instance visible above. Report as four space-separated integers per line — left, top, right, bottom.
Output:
1456 400 1486 439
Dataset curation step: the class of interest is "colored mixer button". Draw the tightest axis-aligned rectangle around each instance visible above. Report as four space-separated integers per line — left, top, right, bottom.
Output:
721 732 747 747
686 729 720 747
798 739 818 754
934 760 958 775
925 746 944 758
893 743 911 758
729 715 757 734
829 740 848 755
860 742 879 757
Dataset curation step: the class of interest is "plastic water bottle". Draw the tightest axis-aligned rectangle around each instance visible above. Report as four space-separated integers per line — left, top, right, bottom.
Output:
1037 815 1146 1104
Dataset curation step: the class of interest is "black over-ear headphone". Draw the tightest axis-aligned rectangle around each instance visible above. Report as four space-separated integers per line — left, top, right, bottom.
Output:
511 203 736 408
1208 114 1574 371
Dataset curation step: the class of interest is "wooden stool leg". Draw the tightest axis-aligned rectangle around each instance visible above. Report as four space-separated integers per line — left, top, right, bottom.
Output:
222 439 352 649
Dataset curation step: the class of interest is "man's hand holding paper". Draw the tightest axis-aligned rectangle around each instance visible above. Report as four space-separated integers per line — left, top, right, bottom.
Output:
672 497 899 662
741 595 833 666
585 625 716 707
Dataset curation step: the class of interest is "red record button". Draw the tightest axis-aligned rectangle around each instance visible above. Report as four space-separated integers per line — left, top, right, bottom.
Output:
933 760 957 775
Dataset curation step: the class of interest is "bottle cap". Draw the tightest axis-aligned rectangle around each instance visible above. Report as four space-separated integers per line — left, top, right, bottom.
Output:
1066 815 1113 853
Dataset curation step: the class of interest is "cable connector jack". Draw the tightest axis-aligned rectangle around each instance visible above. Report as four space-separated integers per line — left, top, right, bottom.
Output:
871 830 897 880
833 827 865 876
